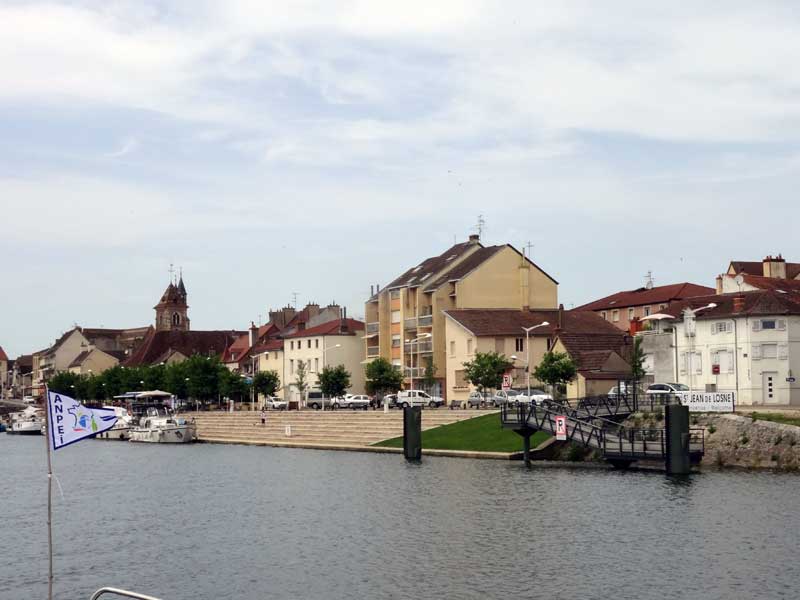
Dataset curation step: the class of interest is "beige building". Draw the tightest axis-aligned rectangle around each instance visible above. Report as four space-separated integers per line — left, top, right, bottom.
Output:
365 235 558 400
444 307 628 402
67 348 125 375
253 339 286 402
0 346 8 399
283 318 366 403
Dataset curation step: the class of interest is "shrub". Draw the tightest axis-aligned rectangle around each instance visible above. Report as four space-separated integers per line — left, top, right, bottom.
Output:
707 425 716 435
740 434 749 445
691 416 699 425
655 411 664 422
566 445 584 462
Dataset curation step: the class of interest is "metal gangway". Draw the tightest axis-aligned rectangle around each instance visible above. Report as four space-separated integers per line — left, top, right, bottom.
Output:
501 389 704 467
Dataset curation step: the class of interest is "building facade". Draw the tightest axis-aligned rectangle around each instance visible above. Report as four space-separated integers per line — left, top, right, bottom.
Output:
365 235 558 399
640 290 800 406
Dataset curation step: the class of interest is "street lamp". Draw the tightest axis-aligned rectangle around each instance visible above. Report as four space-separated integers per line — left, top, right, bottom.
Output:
521 321 549 399
407 333 432 393
320 343 342 410
684 303 717 402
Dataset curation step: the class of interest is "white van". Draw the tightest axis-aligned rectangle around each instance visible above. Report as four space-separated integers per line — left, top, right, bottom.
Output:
397 390 444 408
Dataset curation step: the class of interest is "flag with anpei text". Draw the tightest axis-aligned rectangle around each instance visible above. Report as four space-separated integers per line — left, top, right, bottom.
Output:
47 391 118 451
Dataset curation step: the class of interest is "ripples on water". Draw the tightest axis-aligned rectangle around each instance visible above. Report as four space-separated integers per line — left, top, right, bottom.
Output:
1 435 798 600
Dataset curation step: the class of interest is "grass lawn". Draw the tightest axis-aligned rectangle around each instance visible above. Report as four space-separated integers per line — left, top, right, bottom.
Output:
749 412 800 427
373 413 550 453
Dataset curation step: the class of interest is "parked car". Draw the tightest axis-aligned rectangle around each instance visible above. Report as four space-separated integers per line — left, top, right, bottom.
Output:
467 391 490 408
333 394 370 410
397 390 444 408
306 392 334 410
645 383 689 404
516 388 553 406
608 381 638 400
264 396 287 410
492 389 522 407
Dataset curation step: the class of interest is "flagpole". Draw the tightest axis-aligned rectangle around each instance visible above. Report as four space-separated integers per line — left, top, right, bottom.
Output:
45 385 53 600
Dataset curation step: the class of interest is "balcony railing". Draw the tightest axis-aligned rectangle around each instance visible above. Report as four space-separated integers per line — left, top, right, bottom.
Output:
366 345 380 357
366 322 379 334
404 317 418 330
404 340 432 353
404 366 424 378
418 314 433 327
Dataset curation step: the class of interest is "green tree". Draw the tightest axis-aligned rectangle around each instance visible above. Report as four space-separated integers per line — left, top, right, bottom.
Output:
48 371 84 397
184 355 223 404
533 351 577 399
364 357 404 398
422 356 437 392
219 368 250 403
462 351 513 400
318 365 351 399
294 360 309 399
631 336 647 381
253 370 280 399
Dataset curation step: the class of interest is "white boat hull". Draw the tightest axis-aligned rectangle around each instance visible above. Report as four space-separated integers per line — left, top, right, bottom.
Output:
129 424 196 443
95 426 132 441
10 421 43 435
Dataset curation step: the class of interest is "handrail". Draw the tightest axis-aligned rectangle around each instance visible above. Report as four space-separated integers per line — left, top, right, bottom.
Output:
89 588 163 600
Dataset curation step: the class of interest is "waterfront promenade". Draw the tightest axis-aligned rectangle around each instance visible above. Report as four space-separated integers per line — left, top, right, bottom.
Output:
186 409 489 452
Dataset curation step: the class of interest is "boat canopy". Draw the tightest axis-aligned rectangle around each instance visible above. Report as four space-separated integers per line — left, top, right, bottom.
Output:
135 390 173 398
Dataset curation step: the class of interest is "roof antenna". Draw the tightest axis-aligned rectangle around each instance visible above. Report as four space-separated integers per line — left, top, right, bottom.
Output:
292 292 299 308
524 241 534 259
475 214 486 240
168 263 175 284
644 270 654 289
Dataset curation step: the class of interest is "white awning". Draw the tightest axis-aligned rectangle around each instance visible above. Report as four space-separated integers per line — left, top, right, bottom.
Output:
640 313 675 321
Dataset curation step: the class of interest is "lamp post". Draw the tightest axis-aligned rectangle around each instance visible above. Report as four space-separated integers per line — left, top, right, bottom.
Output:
683 303 717 403
407 333 432 393
320 343 342 410
521 321 549 399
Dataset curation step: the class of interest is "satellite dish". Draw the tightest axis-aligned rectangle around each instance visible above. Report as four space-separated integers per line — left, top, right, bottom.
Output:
734 274 744 288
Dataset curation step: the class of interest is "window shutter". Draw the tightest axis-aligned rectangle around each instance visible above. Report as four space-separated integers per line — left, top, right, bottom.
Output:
753 320 762 332
679 353 687 375
727 351 735 373
695 352 703 375
752 345 761 360
711 323 717 335
778 344 788 360
777 319 787 331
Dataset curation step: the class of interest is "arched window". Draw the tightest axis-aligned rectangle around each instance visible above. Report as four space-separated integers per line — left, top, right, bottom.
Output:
172 313 181 326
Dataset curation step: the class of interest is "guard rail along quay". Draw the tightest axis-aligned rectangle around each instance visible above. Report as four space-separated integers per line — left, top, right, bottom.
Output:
501 381 705 469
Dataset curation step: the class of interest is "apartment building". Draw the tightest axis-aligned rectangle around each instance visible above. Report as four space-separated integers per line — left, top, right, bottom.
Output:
717 254 800 294
283 318 366 404
365 235 558 399
575 281 714 334
640 290 800 406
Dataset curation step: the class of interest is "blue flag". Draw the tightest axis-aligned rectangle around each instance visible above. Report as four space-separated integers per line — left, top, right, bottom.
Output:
47 391 118 451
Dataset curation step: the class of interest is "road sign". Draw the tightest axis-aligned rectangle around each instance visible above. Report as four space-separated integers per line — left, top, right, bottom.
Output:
678 391 735 413
555 415 567 441
711 364 720 375
502 374 512 391
787 377 796 383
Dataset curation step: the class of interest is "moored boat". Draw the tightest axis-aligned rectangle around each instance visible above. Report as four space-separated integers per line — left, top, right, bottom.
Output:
128 390 196 444
94 405 134 440
8 406 44 435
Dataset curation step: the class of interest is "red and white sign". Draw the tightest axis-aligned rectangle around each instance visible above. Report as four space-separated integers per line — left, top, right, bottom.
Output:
502 374 512 391
712 364 720 375
555 415 567 441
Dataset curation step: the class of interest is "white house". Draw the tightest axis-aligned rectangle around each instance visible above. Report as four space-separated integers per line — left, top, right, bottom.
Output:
642 290 800 407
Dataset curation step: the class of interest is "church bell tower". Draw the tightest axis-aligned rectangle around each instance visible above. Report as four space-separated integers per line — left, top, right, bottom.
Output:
155 267 190 332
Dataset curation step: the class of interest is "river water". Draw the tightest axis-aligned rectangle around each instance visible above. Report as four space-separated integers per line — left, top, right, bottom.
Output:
2 434 799 600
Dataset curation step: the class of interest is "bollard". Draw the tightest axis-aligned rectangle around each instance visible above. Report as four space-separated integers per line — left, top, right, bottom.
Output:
665 404 690 475
403 406 422 460
284 424 292 437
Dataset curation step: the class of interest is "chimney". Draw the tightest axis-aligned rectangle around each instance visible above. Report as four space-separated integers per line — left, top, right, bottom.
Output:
715 274 723 294
733 296 745 313
468 234 480 244
558 304 564 330
340 307 348 332
762 254 787 279
370 285 374 296
249 321 258 347
376 283 380 293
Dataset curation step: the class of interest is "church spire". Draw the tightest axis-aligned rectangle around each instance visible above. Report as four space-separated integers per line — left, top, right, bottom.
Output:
177 267 187 297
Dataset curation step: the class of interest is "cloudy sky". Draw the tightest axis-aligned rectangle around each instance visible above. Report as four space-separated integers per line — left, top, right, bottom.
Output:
2 1 799 357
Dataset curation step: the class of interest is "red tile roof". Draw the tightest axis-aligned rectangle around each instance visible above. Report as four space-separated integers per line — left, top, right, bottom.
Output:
741 274 800 293
730 260 800 279
124 329 244 366
252 339 284 353
283 318 365 338
574 282 715 312
556 332 632 374
0 346 8 362
444 308 622 337
383 241 478 291
661 289 800 320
